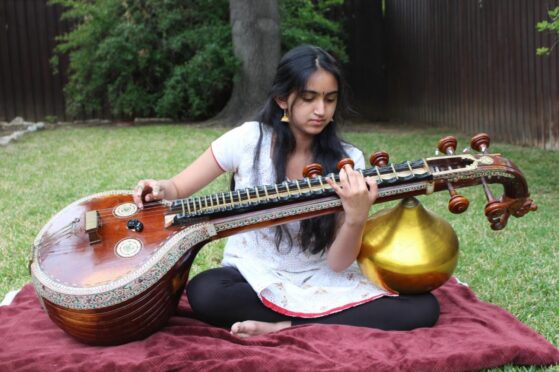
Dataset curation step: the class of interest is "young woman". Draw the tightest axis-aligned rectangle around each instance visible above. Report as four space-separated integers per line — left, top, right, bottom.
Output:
133 45 439 337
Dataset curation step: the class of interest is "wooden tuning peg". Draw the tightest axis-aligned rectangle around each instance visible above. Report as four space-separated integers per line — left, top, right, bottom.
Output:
337 158 354 170
437 136 458 155
470 132 507 228
437 135 469 214
303 163 323 178
470 133 490 153
448 194 469 214
479 176 509 230
369 151 389 167
484 200 509 230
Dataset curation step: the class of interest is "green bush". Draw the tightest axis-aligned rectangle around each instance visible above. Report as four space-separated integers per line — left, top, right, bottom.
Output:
51 0 347 120
281 0 347 63
536 6 559 56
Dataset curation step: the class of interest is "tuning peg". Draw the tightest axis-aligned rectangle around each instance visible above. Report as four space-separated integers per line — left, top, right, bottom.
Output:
448 188 469 214
337 158 355 170
437 136 457 155
437 135 469 214
369 151 389 167
303 163 323 178
470 133 491 153
484 200 509 230
470 132 508 228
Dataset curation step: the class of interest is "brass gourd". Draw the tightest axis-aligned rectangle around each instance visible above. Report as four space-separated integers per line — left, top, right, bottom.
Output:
358 197 459 294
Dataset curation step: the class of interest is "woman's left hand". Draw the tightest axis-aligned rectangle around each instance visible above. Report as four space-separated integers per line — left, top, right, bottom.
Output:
326 164 378 226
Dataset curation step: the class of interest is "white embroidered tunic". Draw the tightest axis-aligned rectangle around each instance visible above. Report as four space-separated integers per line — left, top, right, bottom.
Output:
211 121 393 317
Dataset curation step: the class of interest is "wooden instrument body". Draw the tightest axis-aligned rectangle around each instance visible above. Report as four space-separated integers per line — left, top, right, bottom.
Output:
30 153 535 345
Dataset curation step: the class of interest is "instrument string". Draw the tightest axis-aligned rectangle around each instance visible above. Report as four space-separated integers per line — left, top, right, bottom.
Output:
36 158 480 261
39 243 89 256
36 160 438 256
49 163 436 231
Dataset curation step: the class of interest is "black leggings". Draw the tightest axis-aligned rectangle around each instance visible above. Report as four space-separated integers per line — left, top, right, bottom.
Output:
186 267 440 330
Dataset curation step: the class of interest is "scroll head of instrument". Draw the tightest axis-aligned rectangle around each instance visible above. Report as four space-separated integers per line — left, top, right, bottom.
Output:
437 136 457 155
337 158 354 170
303 163 324 178
369 151 389 167
471 133 491 153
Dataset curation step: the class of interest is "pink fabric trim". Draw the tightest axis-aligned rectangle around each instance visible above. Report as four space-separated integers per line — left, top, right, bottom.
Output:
209 143 226 172
259 291 394 318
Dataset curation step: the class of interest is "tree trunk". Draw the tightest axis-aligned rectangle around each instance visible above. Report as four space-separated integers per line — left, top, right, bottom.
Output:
215 0 281 126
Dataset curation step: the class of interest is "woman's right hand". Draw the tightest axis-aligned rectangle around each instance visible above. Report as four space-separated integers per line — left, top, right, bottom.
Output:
132 179 177 209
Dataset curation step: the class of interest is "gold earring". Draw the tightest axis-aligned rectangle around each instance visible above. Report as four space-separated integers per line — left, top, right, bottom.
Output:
281 110 289 123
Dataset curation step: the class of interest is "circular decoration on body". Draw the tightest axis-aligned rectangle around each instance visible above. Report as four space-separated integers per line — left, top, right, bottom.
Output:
115 238 142 258
113 203 138 217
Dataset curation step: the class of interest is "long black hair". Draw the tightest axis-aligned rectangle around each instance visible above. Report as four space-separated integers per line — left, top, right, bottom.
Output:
252 44 352 255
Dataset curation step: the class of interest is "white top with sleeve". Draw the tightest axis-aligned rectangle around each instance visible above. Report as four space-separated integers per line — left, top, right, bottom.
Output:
210 121 393 317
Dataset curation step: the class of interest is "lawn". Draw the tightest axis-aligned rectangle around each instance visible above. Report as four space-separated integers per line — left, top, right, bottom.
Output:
1 123 557 368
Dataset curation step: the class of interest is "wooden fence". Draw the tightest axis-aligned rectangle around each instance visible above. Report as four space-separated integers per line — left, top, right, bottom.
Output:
384 0 559 149
0 0 69 122
1 0 558 148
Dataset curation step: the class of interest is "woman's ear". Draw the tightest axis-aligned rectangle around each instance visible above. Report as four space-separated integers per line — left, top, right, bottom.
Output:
274 97 288 110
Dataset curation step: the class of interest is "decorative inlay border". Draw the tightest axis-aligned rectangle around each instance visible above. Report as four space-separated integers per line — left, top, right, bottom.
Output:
30 191 217 310
433 169 514 182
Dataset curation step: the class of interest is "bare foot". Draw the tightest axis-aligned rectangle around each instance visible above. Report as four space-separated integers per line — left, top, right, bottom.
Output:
230 320 292 337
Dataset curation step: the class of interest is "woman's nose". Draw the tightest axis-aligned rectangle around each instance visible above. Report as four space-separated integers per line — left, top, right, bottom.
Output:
314 99 325 115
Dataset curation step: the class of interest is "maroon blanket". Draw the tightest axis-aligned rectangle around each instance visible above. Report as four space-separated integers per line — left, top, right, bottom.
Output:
1 278 558 371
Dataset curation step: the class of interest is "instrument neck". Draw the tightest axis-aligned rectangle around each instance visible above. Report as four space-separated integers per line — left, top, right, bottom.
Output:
167 159 431 226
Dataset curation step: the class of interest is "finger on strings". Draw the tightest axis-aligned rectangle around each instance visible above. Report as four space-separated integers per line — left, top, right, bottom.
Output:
133 185 143 207
348 167 367 189
152 183 162 198
326 176 341 193
365 176 379 202
339 167 350 188
133 180 149 208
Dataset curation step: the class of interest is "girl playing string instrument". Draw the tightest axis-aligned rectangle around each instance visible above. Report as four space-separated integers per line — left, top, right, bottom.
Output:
133 45 439 337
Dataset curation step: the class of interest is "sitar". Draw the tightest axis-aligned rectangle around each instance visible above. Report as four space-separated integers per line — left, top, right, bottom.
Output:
29 134 536 345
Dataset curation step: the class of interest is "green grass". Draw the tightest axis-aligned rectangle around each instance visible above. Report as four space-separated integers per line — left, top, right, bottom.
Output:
1 123 557 370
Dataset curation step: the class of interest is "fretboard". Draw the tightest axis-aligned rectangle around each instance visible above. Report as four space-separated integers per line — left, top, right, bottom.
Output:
167 159 431 225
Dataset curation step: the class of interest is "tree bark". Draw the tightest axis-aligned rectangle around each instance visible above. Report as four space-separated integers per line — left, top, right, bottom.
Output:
215 0 281 126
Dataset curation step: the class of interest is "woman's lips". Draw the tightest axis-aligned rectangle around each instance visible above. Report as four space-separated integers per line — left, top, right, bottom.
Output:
309 119 325 125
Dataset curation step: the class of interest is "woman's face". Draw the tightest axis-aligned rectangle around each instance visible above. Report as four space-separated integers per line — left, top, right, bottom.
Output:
279 68 339 139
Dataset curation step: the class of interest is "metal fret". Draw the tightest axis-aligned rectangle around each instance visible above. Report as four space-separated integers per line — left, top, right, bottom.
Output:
255 186 261 201
407 160 413 172
284 181 291 197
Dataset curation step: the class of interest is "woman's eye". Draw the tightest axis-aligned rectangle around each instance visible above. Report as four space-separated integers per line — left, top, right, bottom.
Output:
302 95 315 101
